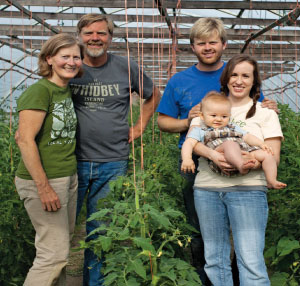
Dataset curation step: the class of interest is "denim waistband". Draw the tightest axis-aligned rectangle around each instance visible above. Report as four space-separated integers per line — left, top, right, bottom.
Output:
194 185 268 193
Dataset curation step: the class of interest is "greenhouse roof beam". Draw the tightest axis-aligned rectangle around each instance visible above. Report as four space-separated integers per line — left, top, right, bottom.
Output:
241 6 300 53
0 38 37 56
5 0 60 34
5 1 299 10
4 24 300 37
0 55 37 75
6 38 300 54
155 0 175 37
1 11 299 27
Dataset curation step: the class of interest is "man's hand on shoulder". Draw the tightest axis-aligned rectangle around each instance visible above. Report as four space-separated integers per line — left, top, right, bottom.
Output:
261 98 279 113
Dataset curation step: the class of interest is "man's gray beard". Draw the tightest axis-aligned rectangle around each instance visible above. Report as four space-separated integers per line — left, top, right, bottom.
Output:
86 47 104 58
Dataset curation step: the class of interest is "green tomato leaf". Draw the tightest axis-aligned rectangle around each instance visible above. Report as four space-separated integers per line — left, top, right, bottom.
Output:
130 258 146 279
277 237 300 257
99 236 112 252
270 272 289 286
104 272 118 285
118 228 130 241
132 237 156 254
87 209 110 221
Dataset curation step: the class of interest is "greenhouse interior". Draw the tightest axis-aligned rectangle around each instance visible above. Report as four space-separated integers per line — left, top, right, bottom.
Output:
0 1 300 286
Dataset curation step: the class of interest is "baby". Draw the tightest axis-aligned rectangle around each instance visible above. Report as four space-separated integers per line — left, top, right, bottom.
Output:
181 91 286 189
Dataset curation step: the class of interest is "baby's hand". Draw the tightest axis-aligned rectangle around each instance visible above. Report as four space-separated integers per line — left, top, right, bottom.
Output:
260 144 274 155
181 159 195 173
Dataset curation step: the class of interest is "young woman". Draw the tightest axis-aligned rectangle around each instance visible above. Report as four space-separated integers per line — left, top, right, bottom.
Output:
15 33 83 286
190 54 283 286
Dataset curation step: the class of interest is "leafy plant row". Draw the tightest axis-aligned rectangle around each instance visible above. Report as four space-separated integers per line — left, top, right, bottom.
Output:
81 118 202 285
265 104 300 286
0 109 35 286
1 104 300 285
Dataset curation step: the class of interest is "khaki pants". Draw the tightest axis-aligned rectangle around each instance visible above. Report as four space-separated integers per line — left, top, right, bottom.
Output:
15 174 78 286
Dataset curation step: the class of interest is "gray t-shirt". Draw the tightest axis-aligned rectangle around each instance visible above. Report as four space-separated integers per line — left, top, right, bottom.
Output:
69 53 154 162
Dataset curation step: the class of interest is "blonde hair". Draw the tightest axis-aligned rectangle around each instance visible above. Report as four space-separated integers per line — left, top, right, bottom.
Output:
38 33 84 78
190 17 227 45
77 13 114 36
200 91 231 112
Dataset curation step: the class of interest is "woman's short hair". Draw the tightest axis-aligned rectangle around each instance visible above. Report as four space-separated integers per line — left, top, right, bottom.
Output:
220 54 262 119
38 33 84 78
77 13 114 36
190 17 227 45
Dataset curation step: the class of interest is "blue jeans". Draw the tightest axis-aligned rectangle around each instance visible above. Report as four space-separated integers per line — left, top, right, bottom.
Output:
194 189 270 286
77 160 128 286
178 155 212 286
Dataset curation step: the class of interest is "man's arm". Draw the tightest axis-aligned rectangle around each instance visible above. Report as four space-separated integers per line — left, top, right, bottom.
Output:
157 103 201 133
157 113 189 133
261 98 279 113
128 86 161 143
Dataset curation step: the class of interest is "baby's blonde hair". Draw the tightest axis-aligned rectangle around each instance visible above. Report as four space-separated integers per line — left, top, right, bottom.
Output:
200 91 231 112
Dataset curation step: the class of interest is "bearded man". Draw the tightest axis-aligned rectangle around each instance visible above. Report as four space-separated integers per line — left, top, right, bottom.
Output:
70 13 161 286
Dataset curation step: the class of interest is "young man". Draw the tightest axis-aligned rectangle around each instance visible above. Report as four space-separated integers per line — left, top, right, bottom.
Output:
69 14 161 286
157 17 276 286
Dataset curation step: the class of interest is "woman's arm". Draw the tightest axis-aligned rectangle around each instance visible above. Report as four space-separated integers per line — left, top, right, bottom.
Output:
193 136 264 173
193 141 235 171
17 110 61 212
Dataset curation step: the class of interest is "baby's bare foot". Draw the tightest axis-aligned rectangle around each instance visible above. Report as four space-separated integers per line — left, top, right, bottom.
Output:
239 159 256 175
267 181 287 189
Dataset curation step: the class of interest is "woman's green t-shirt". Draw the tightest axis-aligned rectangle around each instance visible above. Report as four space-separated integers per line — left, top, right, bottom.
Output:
16 78 77 180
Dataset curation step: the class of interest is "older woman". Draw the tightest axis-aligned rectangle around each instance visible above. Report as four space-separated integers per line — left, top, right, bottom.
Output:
191 54 283 286
15 33 83 286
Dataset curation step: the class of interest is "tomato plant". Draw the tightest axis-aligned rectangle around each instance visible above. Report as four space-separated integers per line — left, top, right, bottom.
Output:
80 112 202 285
2 103 300 285
0 108 35 286
265 104 300 286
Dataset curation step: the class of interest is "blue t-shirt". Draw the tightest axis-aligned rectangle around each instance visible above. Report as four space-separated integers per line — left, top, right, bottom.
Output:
157 63 264 148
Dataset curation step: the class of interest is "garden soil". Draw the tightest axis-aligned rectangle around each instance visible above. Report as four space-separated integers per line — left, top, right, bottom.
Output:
66 222 85 286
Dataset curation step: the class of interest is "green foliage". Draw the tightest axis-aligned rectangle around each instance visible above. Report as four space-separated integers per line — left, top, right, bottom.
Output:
81 113 201 285
265 104 300 285
0 109 35 286
2 103 300 285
